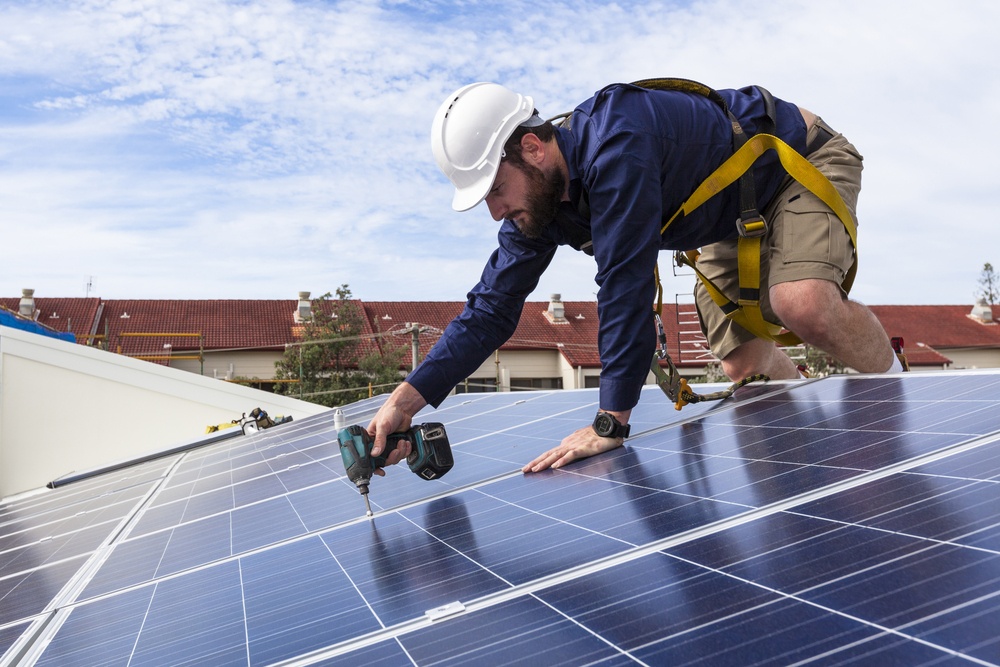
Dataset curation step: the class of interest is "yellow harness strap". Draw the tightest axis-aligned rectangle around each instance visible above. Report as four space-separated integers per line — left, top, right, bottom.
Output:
663 132 858 344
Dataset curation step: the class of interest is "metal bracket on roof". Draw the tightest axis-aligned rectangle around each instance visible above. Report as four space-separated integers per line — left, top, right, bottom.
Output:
425 601 466 621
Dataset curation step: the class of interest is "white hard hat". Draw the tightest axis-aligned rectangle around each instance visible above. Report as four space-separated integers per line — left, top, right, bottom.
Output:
431 82 539 212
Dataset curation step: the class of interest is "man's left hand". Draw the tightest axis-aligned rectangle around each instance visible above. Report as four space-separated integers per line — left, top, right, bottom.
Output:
522 425 624 473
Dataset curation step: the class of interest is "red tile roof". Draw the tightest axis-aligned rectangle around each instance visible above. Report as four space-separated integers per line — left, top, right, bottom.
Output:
97 300 299 361
4 294 998 372
870 305 999 347
362 300 707 369
869 305 1000 367
0 298 101 338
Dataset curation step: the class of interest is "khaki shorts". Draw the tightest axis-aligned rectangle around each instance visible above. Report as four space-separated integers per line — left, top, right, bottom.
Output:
694 118 864 360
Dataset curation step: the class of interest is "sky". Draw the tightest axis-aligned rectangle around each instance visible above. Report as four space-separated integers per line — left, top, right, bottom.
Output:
1 0 998 307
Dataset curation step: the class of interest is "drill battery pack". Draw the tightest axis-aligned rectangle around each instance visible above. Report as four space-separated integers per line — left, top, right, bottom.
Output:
378 422 453 480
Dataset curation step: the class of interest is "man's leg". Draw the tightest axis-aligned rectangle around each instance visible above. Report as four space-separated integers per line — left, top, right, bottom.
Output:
697 116 899 381
719 336 800 382
769 277 895 373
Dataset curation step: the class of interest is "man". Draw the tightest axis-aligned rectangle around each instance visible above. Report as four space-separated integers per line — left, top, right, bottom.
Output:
368 80 901 474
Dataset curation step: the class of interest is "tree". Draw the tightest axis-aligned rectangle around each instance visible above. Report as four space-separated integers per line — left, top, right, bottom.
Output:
977 262 999 305
273 285 407 406
694 343 846 384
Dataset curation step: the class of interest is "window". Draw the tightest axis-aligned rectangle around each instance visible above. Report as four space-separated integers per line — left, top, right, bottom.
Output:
510 377 563 391
455 378 498 394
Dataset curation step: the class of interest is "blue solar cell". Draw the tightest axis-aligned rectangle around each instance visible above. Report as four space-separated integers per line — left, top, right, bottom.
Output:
10 372 1000 665
306 640 415 666
912 437 1000 480
128 498 187 537
231 495 306 553
803 544 1000 630
128 562 247 666
407 491 625 584
81 529 172 599
154 512 232 577
183 484 242 520
0 556 88 625
286 480 369 532
232 472 288 506
275 458 343 493
242 536 383 665
0 621 29 662
33 586 155 666
319 513 511 627
401 597 636 666
796 473 1000 544
685 520 931 593
630 598 934 666
0 522 114 576
906 594 1000 665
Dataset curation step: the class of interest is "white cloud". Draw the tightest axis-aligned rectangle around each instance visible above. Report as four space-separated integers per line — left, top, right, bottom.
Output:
1 0 998 306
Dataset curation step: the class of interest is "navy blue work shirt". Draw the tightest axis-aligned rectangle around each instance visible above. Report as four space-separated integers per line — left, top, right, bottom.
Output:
408 83 809 412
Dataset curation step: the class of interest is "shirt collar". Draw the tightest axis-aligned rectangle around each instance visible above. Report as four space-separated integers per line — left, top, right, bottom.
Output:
554 126 584 205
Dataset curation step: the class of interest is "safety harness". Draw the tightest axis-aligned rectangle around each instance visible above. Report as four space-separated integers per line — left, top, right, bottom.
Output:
551 78 858 410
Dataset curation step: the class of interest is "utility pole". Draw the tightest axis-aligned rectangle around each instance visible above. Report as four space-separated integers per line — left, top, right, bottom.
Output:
405 322 426 370
411 323 420 369
397 322 441 372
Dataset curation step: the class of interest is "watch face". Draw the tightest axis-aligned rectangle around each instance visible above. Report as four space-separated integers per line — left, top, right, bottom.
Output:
594 413 614 437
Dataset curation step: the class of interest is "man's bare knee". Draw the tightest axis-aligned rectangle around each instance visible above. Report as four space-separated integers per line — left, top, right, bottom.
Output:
770 280 844 346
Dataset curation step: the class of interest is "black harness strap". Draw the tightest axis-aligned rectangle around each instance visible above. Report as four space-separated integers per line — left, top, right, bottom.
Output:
549 78 778 255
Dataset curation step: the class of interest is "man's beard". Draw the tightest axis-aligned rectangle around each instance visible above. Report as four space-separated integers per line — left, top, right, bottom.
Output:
509 162 566 239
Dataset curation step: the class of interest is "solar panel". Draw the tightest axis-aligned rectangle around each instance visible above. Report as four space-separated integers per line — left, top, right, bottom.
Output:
2 372 1000 666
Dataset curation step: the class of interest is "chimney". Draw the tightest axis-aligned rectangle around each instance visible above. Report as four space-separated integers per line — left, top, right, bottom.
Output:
545 293 567 323
294 291 312 323
19 288 37 320
969 298 995 324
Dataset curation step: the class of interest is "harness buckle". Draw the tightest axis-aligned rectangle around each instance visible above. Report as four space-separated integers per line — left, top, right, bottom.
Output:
736 214 768 238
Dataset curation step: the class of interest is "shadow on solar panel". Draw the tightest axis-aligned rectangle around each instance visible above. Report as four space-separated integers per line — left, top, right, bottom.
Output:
4 371 1000 666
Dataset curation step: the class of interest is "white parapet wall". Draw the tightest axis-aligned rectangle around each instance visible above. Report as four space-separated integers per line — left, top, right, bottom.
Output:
0 325 327 499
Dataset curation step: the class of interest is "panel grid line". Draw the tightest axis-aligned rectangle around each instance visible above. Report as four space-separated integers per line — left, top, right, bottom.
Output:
272 422 1000 666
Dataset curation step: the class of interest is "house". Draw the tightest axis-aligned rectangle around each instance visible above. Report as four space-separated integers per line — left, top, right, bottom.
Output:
6 288 1000 394
2 290 711 393
870 300 1000 369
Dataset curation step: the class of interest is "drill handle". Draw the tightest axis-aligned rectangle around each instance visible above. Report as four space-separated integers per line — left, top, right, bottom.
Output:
372 431 407 468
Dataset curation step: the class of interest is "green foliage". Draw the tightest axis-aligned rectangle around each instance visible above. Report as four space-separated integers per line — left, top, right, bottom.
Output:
799 344 847 378
977 262 999 305
693 343 847 383
273 285 407 406
694 360 729 384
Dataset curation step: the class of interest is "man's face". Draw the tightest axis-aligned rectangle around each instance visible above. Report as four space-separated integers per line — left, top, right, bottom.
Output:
484 159 565 239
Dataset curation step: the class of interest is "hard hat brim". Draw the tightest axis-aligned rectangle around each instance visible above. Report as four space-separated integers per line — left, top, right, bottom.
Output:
451 173 495 212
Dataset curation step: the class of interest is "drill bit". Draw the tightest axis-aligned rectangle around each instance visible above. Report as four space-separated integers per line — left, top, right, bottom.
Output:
356 480 374 518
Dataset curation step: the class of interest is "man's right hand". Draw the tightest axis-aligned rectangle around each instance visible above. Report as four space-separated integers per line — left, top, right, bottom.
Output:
366 382 428 474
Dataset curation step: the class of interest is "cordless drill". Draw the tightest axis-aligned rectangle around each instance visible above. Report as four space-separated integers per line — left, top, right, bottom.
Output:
337 420 453 516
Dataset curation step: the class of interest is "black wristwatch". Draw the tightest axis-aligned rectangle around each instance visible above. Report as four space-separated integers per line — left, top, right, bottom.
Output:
592 412 631 439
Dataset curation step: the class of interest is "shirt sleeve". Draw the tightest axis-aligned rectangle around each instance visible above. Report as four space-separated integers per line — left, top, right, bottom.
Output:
585 130 663 412
406 221 557 407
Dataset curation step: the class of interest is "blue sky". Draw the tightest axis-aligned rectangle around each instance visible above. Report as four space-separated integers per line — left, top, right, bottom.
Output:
1 0 998 306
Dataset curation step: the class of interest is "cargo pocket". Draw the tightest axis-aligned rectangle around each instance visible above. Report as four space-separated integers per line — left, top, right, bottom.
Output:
781 195 851 270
